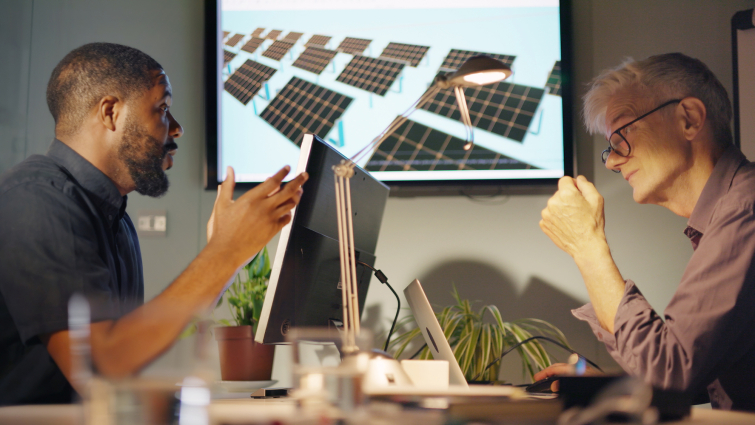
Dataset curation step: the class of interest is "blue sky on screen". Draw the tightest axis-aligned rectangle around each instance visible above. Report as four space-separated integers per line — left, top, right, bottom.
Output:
220 0 563 182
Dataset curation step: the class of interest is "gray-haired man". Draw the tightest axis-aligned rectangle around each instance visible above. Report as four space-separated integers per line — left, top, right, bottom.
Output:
536 53 755 412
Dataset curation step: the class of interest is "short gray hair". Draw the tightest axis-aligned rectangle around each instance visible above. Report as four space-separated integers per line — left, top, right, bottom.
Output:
583 53 732 147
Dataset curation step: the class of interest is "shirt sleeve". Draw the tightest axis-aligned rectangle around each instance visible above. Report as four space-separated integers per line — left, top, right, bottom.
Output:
0 182 121 344
573 200 755 394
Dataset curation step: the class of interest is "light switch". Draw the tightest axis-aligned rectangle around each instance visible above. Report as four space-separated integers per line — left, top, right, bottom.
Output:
136 210 167 237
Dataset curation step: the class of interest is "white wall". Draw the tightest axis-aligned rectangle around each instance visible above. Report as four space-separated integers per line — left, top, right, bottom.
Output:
2 0 754 385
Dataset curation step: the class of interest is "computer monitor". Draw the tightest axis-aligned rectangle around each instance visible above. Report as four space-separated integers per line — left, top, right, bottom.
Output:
255 134 390 344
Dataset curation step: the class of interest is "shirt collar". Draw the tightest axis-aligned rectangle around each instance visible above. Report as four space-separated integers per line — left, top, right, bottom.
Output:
47 139 127 226
686 145 748 235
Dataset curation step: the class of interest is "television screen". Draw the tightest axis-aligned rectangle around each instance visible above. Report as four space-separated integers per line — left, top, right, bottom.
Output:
206 0 572 191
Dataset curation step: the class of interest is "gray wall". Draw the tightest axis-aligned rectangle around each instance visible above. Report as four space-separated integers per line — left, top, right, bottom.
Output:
2 0 754 383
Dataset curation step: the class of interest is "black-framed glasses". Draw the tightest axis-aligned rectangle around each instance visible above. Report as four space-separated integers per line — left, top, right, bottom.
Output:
601 99 682 168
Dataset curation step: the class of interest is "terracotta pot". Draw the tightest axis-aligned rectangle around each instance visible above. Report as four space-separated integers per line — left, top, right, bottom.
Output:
214 325 275 381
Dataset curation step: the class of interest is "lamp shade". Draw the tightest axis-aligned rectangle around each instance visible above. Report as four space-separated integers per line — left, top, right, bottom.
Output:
436 55 512 88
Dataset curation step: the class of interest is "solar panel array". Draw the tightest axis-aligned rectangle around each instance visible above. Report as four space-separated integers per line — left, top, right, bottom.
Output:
419 78 545 142
545 61 562 96
262 40 295 61
240 37 265 54
439 49 515 71
305 35 332 47
337 37 372 55
225 33 244 47
379 42 430 67
260 77 353 146
364 119 536 172
224 59 277 105
265 29 282 40
223 50 236 65
336 55 405 96
282 31 304 43
292 47 338 75
251 28 265 37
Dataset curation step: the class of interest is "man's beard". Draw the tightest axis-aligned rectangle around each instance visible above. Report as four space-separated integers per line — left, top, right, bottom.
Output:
118 117 172 198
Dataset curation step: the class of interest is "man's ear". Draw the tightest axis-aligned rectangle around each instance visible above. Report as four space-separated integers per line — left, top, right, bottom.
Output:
678 97 706 141
96 95 122 132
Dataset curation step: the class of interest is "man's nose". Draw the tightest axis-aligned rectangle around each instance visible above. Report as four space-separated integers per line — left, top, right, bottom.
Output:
169 112 184 139
604 149 624 173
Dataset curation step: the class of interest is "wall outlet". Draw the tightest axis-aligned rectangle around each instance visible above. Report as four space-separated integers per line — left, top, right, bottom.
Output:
136 210 167 237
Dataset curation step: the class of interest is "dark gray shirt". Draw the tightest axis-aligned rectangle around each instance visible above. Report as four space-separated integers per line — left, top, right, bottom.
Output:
574 146 755 411
0 139 144 405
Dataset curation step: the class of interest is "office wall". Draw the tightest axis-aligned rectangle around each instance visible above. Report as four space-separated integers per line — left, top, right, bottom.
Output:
1 0 754 383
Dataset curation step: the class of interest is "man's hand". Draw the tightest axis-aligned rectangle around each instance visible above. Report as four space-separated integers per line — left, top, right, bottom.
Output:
540 175 626 333
539 175 606 259
207 166 308 266
533 362 604 392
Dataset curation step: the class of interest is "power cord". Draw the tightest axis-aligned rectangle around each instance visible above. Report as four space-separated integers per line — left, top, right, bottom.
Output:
470 335 604 382
357 261 400 352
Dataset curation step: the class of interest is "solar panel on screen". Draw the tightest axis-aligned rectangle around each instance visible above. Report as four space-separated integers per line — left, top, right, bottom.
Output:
262 40 295 61
420 78 545 143
336 37 372 55
292 47 338 75
282 31 304 43
223 59 277 105
240 37 265 54
223 31 230 39
251 28 265 37
265 29 282 40
364 119 537 172
379 42 430 67
305 34 332 48
223 50 236 65
545 61 562 96
260 77 353 146
418 49 541 143
335 55 404 96
225 33 244 47
439 49 515 72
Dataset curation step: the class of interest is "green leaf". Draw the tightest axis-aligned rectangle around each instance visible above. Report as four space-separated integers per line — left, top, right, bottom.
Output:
389 284 570 383
178 323 198 339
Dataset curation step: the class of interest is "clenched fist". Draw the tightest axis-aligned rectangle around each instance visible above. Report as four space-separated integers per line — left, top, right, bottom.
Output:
539 175 606 259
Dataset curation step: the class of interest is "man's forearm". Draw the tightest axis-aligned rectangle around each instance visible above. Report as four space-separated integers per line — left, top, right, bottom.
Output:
89 243 242 377
573 241 626 333
44 243 244 381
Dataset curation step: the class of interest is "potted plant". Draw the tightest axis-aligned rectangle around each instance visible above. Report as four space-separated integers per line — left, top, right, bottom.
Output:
213 247 275 381
390 285 569 383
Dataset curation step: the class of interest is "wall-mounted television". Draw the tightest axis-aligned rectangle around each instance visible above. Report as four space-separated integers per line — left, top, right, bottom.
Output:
205 0 573 195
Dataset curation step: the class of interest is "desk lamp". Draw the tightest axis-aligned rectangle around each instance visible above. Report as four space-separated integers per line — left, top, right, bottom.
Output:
333 55 512 353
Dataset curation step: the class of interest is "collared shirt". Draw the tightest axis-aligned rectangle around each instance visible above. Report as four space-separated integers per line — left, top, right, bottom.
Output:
573 145 755 412
0 139 144 405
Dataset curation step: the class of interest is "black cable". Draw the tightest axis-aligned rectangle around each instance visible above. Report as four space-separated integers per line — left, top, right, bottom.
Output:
470 335 603 382
357 261 400 352
409 343 427 359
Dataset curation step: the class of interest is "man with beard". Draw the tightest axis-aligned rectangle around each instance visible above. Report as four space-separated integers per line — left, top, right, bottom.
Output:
0 43 308 405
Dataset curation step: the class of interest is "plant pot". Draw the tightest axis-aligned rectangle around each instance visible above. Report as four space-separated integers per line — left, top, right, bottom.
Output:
214 325 275 381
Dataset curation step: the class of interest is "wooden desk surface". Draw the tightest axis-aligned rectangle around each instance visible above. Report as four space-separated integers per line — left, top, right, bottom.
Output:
1 401 754 424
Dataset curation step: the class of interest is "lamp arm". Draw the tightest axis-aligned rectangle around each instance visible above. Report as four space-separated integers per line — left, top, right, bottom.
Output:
350 84 441 165
453 86 475 148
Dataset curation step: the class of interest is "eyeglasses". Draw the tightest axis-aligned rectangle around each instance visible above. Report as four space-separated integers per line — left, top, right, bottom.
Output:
601 99 682 167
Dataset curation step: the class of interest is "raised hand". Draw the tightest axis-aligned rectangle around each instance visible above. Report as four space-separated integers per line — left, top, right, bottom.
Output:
207 166 308 267
539 175 606 259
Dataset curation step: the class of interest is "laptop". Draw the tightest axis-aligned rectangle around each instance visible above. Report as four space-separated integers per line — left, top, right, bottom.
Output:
400 279 525 397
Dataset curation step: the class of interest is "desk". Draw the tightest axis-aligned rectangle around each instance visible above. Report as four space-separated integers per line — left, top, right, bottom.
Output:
1 402 754 424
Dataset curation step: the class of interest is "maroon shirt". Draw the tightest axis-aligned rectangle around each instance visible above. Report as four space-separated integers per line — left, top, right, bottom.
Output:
573 146 755 412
